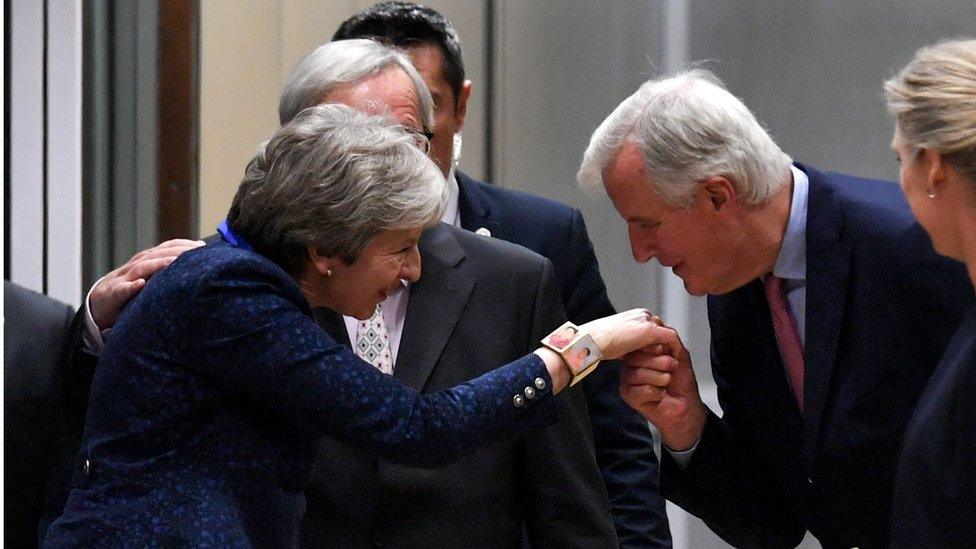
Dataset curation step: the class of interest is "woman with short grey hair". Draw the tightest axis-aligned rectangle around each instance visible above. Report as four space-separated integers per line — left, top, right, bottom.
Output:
228 102 446 276
45 104 663 547
885 38 976 547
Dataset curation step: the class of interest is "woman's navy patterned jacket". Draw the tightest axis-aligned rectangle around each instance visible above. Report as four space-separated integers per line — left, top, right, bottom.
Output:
45 241 556 547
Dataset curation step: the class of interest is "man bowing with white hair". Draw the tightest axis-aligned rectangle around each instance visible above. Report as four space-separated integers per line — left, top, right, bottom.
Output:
580 69 972 548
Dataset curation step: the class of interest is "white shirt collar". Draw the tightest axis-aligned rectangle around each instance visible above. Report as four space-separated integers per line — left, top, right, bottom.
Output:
441 168 461 227
771 165 809 281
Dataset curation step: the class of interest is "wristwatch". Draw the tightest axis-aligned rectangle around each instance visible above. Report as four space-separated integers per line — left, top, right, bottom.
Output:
540 321 605 386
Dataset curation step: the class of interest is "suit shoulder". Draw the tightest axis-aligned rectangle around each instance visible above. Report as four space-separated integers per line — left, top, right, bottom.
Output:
812 169 919 242
4 281 75 373
170 242 290 281
823 172 906 208
813 168 906 212
4 281 74 327
462 175 579 225
151 243 301 306
453 224 547 263
807 167 970 301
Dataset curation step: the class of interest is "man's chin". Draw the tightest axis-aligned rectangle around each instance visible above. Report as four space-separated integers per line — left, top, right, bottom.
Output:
677 277 708 297
680 276 730 297
344 304 377 321
355 308 375 320
695 279 748 296
683 284 709 297
668 270 728 296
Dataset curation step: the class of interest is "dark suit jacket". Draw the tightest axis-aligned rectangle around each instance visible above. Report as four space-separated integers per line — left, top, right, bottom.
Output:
4 281 93 548
44 242 558 547
457 171 670 547
661 164 973 548
890 305 976 548
301 223 617 548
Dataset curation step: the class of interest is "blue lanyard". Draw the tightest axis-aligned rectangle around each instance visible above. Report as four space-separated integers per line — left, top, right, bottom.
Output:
217 220 254 252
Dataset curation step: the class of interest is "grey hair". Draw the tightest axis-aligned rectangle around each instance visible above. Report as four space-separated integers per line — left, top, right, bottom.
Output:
228 103 447 274
885 39 976 182
578 69 793 208
278 39 434 131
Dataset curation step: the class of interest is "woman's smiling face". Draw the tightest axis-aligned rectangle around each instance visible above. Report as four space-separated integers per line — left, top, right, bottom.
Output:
322 227 423 320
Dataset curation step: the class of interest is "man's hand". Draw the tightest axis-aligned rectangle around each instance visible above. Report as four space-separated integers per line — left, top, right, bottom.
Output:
620 325 707 452
89 239 204 330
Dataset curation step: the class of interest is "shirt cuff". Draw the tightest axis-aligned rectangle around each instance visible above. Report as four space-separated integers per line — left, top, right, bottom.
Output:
665 438 700 470
81 277 109 356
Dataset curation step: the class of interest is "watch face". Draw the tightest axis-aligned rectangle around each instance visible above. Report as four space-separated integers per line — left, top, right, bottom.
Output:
566 337 600 373
544 322 579 351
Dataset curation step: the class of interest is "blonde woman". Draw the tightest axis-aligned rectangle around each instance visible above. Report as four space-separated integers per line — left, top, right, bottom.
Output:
885 39 976 547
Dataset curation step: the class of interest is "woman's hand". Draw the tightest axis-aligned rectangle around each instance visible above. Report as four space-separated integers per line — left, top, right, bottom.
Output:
578 308 665 360
537 308 667 394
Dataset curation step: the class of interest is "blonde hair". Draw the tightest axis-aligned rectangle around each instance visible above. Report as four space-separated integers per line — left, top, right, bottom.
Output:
885 39 976 182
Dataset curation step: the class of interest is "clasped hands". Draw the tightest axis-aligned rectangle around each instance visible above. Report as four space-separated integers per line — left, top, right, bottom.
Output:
618 316 709 453
569 310 709 452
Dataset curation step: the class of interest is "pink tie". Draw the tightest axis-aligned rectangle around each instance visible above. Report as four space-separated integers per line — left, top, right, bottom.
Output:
764 275 804 412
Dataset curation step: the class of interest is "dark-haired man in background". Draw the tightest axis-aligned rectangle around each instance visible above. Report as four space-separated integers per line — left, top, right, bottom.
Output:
334 3 671 546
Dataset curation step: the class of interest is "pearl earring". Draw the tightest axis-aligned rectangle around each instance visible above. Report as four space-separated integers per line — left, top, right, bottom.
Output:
326 267 333 277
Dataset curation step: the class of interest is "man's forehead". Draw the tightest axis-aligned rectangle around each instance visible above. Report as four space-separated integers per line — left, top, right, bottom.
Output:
602 140 679 219
603 140 648 186
322 68 422 129
407 44 449 83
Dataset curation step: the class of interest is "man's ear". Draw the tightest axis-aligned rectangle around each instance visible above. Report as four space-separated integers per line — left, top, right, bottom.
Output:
702 176 735 212
453 80 473 131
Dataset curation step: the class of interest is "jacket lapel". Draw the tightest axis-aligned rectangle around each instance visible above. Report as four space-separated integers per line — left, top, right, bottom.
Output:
712 284 804 449
394 223 475 391
456 171 500 236
798 164 851 466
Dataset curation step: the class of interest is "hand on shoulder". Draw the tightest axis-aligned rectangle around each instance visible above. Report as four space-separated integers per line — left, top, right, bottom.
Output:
89 239 204 329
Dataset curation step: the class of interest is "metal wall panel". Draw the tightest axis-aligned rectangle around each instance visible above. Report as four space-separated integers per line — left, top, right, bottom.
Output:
45 0 83 306
8 0 83 307
9 0 46 293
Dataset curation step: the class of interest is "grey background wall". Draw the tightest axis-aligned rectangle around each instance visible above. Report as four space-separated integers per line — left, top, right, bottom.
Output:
7 0 83 305
688 1 976 182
